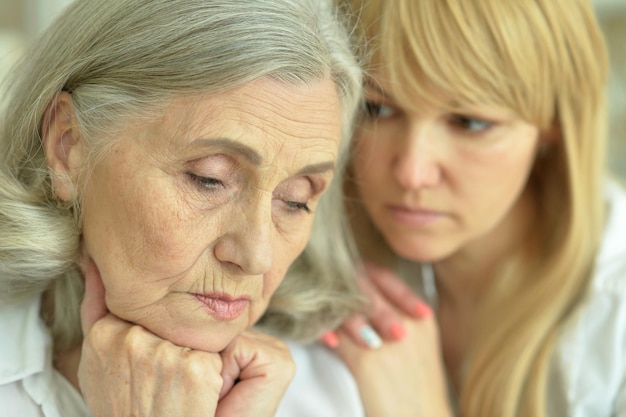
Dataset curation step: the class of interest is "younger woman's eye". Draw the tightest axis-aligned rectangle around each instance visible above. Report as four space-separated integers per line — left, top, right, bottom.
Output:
285 200 312 214
188 173 225 190
364 101 396 119
449 115 493 132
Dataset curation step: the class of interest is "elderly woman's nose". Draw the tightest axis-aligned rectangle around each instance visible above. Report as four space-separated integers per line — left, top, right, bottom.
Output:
392 126 442 190
213 203 273 275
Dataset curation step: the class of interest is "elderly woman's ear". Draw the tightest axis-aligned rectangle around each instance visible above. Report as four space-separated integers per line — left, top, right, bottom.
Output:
42 91 86 202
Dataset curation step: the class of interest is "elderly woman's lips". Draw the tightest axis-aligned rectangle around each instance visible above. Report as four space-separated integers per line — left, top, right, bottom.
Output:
193 294 250 321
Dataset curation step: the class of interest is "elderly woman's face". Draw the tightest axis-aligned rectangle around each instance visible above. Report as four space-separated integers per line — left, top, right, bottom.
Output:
78 78 342 351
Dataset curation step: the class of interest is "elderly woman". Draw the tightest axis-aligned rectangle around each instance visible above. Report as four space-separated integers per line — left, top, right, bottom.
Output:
0 0 362 416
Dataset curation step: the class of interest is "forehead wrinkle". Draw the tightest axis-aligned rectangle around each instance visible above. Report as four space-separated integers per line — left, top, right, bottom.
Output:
222 94 340 176
237 79 341 133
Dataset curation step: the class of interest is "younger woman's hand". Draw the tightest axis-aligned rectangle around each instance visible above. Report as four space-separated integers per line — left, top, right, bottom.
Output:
322 262 431 349
335 313 453 417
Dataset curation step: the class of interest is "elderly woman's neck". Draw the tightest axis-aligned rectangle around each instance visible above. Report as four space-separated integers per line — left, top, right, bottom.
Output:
54 344 83 392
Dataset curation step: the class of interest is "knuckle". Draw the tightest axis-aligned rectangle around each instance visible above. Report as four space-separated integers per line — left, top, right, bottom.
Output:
125 325 149 355
282 356 296 380
266 336 290 352
183 353 223 391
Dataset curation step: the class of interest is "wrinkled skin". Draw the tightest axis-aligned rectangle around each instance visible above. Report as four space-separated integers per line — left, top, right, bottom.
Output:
79 261 295 417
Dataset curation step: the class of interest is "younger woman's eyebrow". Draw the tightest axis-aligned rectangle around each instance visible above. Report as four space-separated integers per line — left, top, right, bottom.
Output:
365 79 465 110
364 80 392 100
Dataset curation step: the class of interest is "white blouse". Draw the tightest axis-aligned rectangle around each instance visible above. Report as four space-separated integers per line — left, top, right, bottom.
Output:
0 295 89 417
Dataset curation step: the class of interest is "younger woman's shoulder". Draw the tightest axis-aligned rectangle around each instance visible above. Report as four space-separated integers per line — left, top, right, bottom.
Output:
549 194 626 415
594 179 626 293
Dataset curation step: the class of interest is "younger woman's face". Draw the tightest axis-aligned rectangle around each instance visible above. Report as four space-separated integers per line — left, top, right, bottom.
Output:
352 72 542 262
75 78 342 352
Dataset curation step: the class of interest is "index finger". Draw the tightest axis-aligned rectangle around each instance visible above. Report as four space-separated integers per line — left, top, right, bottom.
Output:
364 261 431 319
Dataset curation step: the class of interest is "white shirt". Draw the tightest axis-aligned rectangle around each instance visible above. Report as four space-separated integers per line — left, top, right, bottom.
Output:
0 295 90 417
277 180 626 417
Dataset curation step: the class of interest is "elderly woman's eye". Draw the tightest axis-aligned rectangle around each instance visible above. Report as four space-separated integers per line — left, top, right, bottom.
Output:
188 173 225 189
285 200 312 214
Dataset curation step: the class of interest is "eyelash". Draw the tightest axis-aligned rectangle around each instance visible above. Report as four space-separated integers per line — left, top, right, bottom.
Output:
449 115 493 132
363 101 396 119
364 100 494 135
188 173 225 189
188 173 312 214
284 200 312 214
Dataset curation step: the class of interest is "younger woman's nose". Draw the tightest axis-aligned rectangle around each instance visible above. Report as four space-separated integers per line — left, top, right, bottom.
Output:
392 127 441 190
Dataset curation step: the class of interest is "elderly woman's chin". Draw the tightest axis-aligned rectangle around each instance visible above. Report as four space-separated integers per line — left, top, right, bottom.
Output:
125 295 270 353
92 277 271 352
148 320 254 353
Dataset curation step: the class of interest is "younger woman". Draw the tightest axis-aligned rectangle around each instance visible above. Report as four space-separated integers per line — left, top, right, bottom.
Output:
325 0 626 416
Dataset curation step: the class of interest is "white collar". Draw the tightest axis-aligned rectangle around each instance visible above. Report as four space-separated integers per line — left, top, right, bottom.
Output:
0 294 50 384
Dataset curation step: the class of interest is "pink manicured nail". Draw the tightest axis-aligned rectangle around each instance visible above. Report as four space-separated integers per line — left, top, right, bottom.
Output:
413 301 433 318
321 331 340 348
389 322 407 340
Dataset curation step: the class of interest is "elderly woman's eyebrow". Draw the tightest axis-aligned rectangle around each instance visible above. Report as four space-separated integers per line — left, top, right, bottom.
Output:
191 138 262 166
295 161 336 176
190 137 335 175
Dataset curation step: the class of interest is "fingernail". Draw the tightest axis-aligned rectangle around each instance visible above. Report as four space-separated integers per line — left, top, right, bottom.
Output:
389 322 407 340
413 301 433 318
360 325 382 349
321 331 340 348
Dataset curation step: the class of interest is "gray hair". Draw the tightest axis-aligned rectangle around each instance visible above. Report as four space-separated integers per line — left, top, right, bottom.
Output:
0 0 363 349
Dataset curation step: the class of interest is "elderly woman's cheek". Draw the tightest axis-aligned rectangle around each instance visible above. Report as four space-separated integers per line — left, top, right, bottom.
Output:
119 192 209 276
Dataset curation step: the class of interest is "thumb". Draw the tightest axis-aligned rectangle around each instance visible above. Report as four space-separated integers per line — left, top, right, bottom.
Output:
216 331 294 416
80 256 108 335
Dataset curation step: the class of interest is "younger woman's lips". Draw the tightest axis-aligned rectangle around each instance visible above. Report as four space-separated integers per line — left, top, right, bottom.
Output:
387 205 445 227
194 294 249 321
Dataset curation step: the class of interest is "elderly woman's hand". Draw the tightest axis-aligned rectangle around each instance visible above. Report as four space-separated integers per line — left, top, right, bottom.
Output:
78 258 295 417
217 330 295 416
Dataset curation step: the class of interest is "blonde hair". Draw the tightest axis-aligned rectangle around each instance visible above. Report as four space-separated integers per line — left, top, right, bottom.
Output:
0 0 363 351
341 0 609 415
